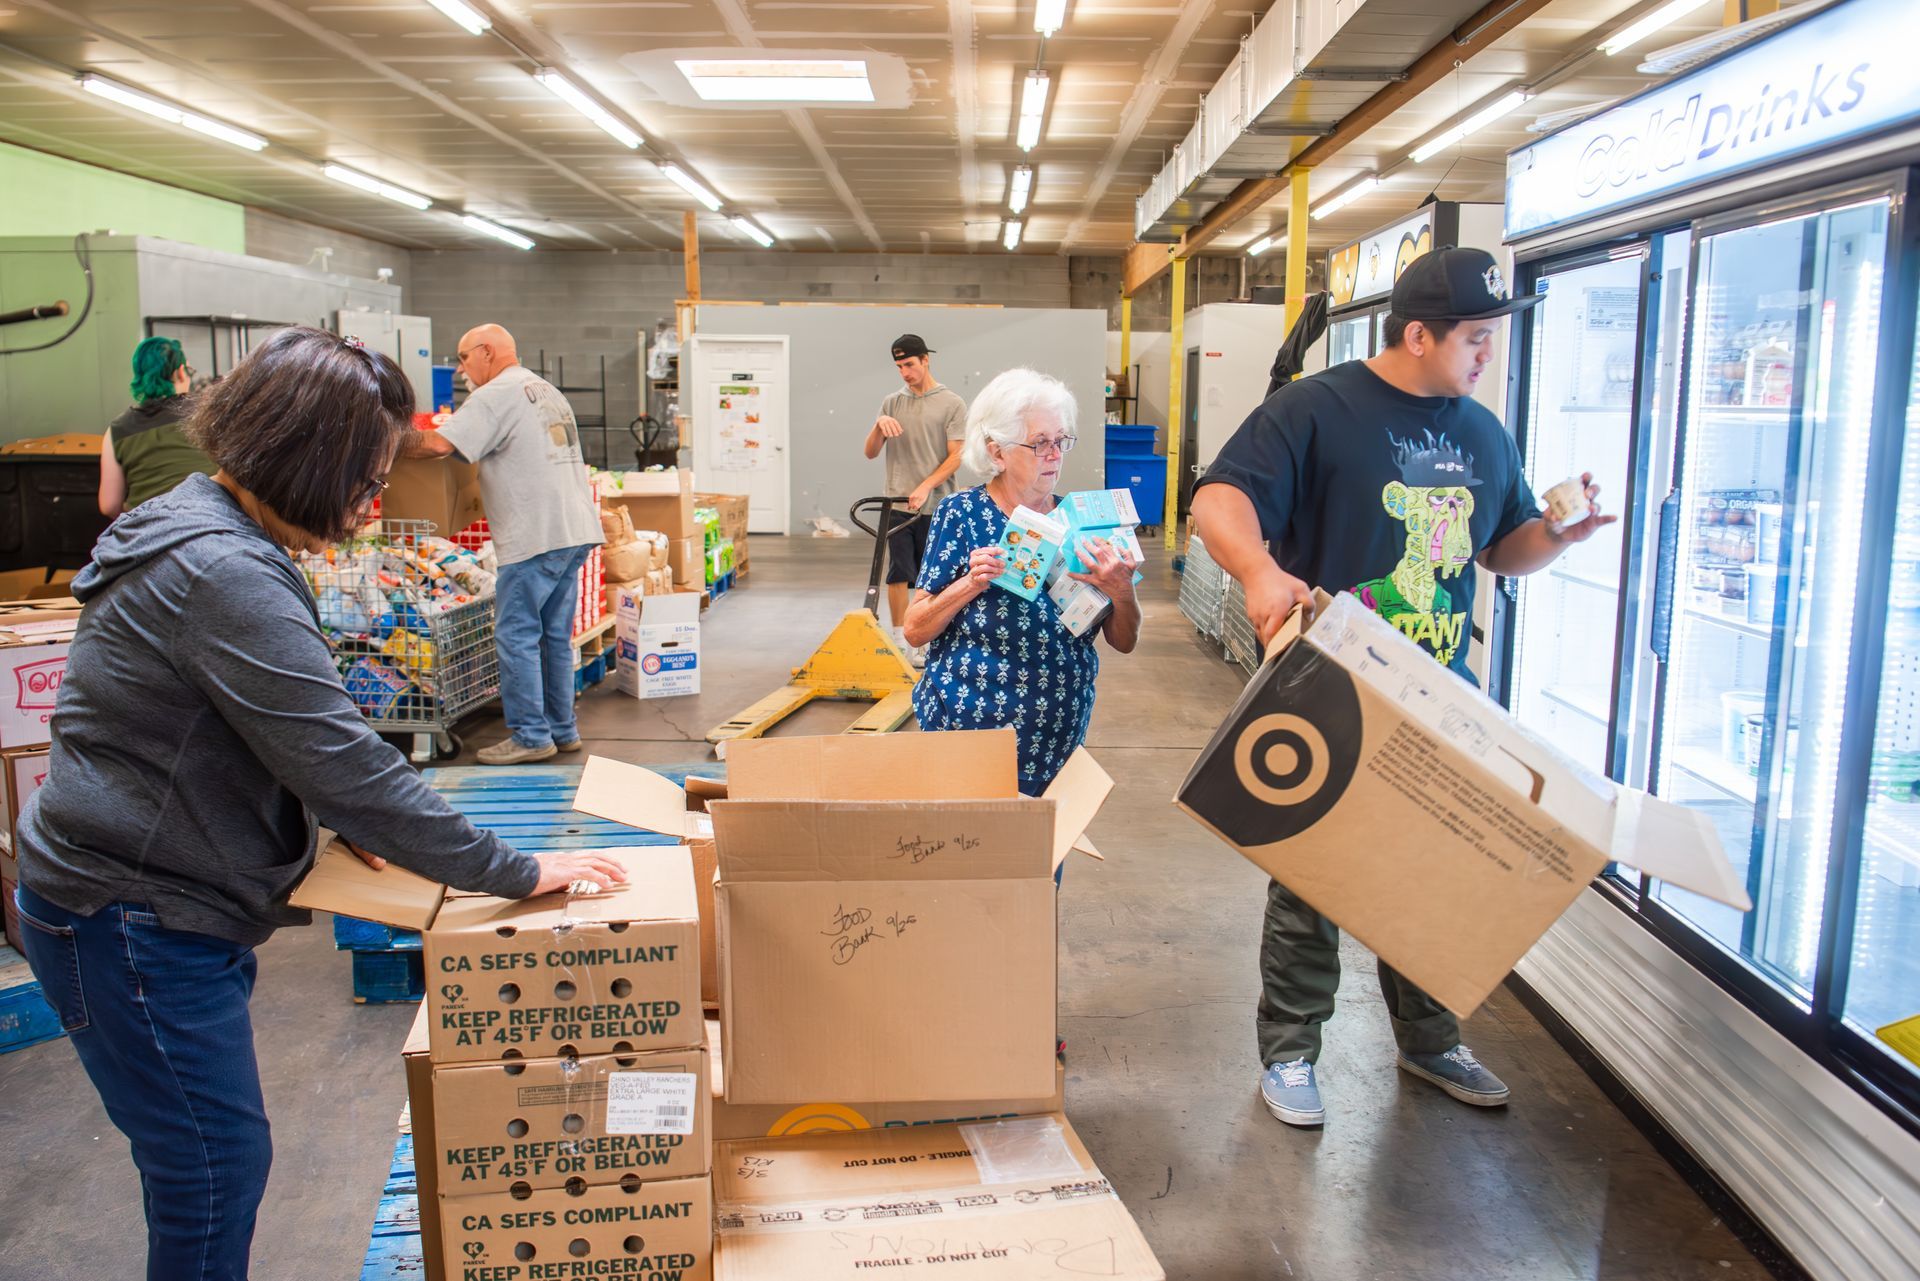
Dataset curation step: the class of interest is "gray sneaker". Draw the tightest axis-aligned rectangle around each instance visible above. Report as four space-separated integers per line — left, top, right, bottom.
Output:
1396 1044 1510 1107
477 738 558 766
1260 1058 1325 1127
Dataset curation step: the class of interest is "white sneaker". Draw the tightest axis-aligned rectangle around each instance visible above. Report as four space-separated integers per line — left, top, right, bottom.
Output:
907 643 927 669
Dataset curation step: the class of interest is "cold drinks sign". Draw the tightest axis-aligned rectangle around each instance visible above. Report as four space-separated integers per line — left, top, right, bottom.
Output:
1505 0 1920 238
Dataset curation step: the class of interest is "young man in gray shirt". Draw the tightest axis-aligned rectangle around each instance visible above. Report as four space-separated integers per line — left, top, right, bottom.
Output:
861 333 966 664
401 323 604 763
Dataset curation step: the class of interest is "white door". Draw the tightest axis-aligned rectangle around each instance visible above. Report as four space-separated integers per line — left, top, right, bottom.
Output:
689 334 790 534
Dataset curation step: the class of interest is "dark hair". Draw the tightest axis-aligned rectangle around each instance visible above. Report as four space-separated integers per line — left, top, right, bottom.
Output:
130 336 187 403
184 326 411 544
1382 316 1459 350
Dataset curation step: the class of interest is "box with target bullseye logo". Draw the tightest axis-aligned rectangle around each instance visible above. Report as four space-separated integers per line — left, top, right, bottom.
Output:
1175 590 1752 1017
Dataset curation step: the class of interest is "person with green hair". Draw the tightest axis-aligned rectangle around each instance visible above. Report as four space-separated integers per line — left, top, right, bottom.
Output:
98 336 216 518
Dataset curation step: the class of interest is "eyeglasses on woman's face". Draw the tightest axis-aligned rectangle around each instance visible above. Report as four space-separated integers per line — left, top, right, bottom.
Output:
357 475 390 508
1005 433 1077 459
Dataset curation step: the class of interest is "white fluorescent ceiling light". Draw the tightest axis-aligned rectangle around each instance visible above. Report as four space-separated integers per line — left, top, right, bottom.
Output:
1033 0 1067 36
1017 71 1050 152
323 164 432 211
662 163 723 212
1009 165 1034 214
1410 89 1529 164
730 216 775 247
1003 220 1024 251
675 59 874 103
1311 175 1379 220
1246 233 1284 256
1599 0 1715 56
462 214 535 249
534 69 642 149
424 0 490 35
79 75 267 151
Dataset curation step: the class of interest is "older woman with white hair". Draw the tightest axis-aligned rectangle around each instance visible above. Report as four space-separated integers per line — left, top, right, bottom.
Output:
903 367 1140 797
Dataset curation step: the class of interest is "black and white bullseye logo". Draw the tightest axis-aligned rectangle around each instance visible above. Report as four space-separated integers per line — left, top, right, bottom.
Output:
1233 714 1331 806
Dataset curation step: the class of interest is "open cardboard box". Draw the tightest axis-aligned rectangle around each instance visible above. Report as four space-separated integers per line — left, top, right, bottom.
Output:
293 843 703 1063
0 604 78 752
712 1113 1163 1280
705 731 1109 1107
574 760 726 1007
1176 591 1752 1017
382 453 485 536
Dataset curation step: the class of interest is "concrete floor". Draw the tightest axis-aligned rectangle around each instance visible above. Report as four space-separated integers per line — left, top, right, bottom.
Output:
0 536 1775 1280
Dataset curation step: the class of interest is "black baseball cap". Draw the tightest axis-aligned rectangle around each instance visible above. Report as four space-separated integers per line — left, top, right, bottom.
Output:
1390 246 1542 322
890 334 932 360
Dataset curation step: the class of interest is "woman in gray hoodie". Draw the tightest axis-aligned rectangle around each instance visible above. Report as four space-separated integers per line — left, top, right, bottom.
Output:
13 326 625 1281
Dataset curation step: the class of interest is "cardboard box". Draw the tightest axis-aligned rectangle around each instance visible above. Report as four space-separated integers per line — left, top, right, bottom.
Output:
0 607 75 752
1176 592 1752 1016
708 731 1110 1106
294 844 703 1064
403 1005 447 1280
992 505 1067 601
0 747 49 847
434 1045 711 1196
443 1174 712 1281
1046 573 1111 639
1 874 19 952
574 758 725 1009
712 1114 1163 1280
1059 487 1141 533
614 590 702 699
669 536 702 587
704 1019 1065 1142
383 452 485 536
605 470 697 540
695 493 750 576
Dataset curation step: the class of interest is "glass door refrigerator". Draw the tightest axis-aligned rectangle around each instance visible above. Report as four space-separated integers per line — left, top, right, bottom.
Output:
1497 0 1920 1130
1324 201 1504 365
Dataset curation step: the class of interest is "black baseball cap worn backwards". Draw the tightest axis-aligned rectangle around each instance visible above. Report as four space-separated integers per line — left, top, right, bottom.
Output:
891 334 933 360
1390 246 1543 323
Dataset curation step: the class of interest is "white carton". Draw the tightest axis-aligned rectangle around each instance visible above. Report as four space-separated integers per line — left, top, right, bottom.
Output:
616 588 702 698
0 612 75 751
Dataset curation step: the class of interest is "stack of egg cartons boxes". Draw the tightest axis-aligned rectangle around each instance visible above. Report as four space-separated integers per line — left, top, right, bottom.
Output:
405 847 714 1281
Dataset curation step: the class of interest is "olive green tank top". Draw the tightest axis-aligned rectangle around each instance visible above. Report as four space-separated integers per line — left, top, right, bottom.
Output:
108 400 216 509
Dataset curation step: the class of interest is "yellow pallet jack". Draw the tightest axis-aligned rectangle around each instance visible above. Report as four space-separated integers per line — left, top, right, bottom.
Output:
706 496 925 744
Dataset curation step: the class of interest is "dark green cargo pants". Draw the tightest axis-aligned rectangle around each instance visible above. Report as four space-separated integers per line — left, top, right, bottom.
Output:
1256 877 1459 1065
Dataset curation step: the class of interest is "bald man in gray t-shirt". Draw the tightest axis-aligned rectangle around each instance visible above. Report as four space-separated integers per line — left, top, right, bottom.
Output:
861 334 966 661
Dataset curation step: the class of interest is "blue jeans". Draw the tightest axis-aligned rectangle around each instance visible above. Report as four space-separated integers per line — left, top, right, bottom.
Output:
14 884 271 1281
495 544 594 750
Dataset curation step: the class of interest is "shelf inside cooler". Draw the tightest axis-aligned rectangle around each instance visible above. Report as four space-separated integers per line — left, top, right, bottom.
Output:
1671 745 1758 804
1683 599 1776 643
1542 684 1612 724
1549 564 1621 594
1864 805 1920 873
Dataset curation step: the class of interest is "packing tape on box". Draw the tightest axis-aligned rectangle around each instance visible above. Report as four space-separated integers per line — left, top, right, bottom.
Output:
715 1176 1124 1238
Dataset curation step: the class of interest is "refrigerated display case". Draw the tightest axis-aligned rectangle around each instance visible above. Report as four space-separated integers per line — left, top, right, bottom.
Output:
1323 202 1504 368
1496 0 1920 1184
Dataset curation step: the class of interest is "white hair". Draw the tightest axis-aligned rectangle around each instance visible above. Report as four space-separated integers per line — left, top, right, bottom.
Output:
962 367 1078 476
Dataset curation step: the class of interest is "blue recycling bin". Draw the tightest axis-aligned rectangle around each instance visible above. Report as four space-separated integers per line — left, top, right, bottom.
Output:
430 364 456 410
1106 424 1158 453
1105 453 1167 526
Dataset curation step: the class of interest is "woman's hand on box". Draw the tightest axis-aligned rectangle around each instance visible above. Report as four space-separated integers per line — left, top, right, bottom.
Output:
964 546 1007 596
531 850 630 897
1068 537 1137 600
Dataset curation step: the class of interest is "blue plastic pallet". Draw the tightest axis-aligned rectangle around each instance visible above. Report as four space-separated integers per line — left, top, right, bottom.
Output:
418 765 717 853
351 950 425 1004
0 944 63 1054
573 653 608 694
332 916 423 952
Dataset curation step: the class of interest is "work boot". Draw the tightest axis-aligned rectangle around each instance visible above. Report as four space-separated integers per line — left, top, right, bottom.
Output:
1260 1058 1324 1127
1396 1044 1510 1107
477 738 557 766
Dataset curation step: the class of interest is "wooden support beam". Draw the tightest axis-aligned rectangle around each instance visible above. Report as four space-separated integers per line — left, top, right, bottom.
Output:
683 211 701 302
1122 240 1176 299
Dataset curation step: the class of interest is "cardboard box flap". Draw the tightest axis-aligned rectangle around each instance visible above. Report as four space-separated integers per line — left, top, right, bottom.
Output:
1040 748 1112 873
1609 791 1754 910
712 799 1053 882
573 755 709 839
288 840 446 931
432 846 698 933
726 729 1018 801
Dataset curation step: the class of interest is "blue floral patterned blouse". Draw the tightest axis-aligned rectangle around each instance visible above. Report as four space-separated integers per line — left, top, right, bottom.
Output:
912 486 1100 795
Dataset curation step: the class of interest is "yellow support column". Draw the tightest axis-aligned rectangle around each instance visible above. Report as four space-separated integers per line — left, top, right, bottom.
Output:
1119 292 1132 389
1164 256 1186 551
1283 168 1311 343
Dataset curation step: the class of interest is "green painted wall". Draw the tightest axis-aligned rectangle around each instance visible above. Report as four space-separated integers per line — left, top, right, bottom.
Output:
0 142 245 252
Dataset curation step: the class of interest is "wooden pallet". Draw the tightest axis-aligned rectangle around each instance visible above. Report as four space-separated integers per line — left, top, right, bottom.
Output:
0 944 62 1054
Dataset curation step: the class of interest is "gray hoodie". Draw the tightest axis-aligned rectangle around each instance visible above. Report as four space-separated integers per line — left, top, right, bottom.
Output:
17 473 537 947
